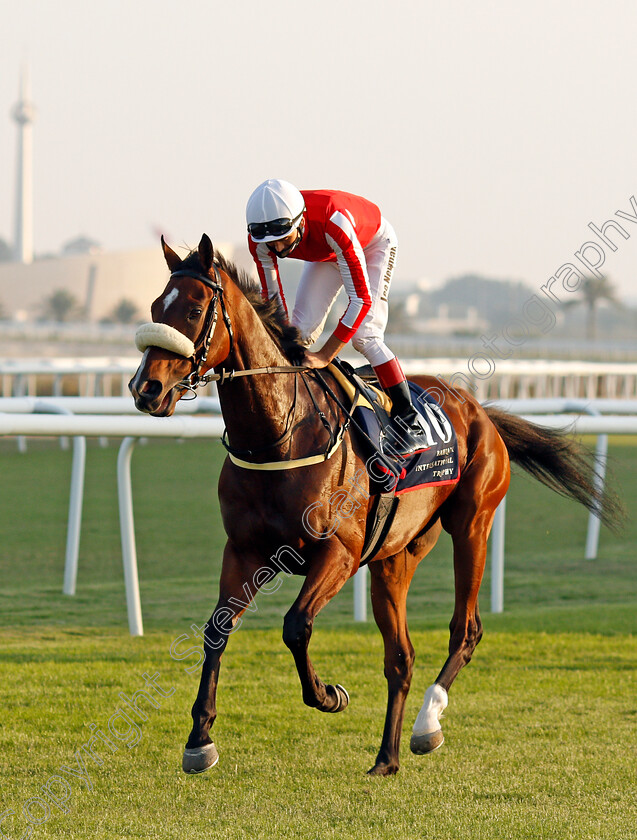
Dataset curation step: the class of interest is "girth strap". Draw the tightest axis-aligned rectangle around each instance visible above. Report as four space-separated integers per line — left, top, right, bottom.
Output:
360 493 399 564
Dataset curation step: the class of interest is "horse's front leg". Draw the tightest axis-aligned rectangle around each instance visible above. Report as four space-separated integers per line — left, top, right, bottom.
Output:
183 543 266 773
283 540 355 713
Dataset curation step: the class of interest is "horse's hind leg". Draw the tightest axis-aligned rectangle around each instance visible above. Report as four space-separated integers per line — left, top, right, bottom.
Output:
411 428 509 755
367 521 443 775
282 540 355 713
366 542 425 776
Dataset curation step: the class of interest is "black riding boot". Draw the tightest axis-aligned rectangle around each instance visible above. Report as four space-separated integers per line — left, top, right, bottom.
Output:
382 380 429 457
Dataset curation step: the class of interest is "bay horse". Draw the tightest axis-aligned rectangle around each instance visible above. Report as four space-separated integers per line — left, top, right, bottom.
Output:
129 234 621 776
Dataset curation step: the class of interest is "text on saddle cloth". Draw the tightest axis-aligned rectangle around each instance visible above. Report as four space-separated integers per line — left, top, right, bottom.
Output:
353 382 460 495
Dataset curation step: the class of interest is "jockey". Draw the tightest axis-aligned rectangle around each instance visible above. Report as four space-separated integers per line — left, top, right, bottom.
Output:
246 178 428 457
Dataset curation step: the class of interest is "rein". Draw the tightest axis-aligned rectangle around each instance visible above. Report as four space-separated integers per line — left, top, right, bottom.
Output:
194 363 307 385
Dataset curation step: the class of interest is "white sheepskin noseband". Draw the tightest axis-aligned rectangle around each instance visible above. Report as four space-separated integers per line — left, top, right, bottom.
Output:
135 322 195 358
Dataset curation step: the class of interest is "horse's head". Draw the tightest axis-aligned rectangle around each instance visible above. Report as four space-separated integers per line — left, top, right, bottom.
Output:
129 234 232 416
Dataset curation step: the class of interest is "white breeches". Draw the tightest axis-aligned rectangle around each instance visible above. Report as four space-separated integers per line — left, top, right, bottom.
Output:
291 217 398 368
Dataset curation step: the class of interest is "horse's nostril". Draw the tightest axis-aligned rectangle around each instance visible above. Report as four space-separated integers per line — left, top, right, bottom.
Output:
141 379 162 399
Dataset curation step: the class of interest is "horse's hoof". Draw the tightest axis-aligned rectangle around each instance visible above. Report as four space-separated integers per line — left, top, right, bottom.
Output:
326 683 349 713
182 742 219 774
410 729 444 754
366 762 399 776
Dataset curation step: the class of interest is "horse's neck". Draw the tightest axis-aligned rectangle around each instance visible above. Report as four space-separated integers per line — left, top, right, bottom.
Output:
216 289 300 452
224 289 289 373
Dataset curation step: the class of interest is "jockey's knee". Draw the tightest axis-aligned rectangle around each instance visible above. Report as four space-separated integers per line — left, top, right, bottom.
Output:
351 334 378 356
351 334 392 367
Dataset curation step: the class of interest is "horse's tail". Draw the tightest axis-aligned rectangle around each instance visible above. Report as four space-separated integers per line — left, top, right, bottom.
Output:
484 406 624 532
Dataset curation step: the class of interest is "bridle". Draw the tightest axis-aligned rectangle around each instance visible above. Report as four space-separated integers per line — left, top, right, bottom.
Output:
163 265 306 395
168 265 235 395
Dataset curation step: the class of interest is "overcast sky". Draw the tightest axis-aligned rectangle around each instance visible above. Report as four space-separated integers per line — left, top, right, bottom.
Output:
1 0 636 299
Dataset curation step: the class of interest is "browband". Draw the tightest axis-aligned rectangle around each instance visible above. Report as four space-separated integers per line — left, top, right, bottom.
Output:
170 266 222 290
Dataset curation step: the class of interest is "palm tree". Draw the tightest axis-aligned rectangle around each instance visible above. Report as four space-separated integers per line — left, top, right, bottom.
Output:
564 276 621 340
110 298 140 325
40 289 80 323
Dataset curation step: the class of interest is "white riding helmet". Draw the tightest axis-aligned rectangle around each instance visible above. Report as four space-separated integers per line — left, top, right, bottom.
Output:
246 179 305 242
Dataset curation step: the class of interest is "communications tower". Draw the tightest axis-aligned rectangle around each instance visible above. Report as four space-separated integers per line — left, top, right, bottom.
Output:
12 66 36 263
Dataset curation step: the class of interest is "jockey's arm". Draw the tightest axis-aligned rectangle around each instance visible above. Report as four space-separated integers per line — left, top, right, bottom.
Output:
326 215 372 342
303 333 347 368
249 239 288 315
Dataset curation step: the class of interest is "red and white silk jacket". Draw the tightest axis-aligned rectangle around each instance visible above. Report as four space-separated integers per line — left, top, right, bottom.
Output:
248 189 382 343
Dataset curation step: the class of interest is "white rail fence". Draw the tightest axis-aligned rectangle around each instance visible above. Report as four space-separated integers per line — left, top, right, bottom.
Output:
3 358 637 400
0 402 223 636
2 398 636 634
402 359 637 400
1 358 142 398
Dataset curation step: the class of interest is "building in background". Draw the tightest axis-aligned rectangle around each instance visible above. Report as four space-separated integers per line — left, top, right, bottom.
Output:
0 243 255 323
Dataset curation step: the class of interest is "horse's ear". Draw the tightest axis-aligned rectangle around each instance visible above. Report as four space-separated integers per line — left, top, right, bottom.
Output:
161 235 182 272
198 234 215 273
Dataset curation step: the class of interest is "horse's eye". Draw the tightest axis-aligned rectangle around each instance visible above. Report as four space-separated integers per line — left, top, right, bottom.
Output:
189 308 203 320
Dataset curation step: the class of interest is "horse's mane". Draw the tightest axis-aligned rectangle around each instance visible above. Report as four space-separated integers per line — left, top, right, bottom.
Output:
180 249 306 364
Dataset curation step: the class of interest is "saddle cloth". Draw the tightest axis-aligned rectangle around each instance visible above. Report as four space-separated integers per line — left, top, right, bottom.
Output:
327 362 461 495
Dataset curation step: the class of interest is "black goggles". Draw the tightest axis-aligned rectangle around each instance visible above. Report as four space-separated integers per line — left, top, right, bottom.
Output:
248 211 304 241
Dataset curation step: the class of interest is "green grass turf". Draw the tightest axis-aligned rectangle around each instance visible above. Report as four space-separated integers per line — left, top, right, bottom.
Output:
0 629 635 839
0 437 636 839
